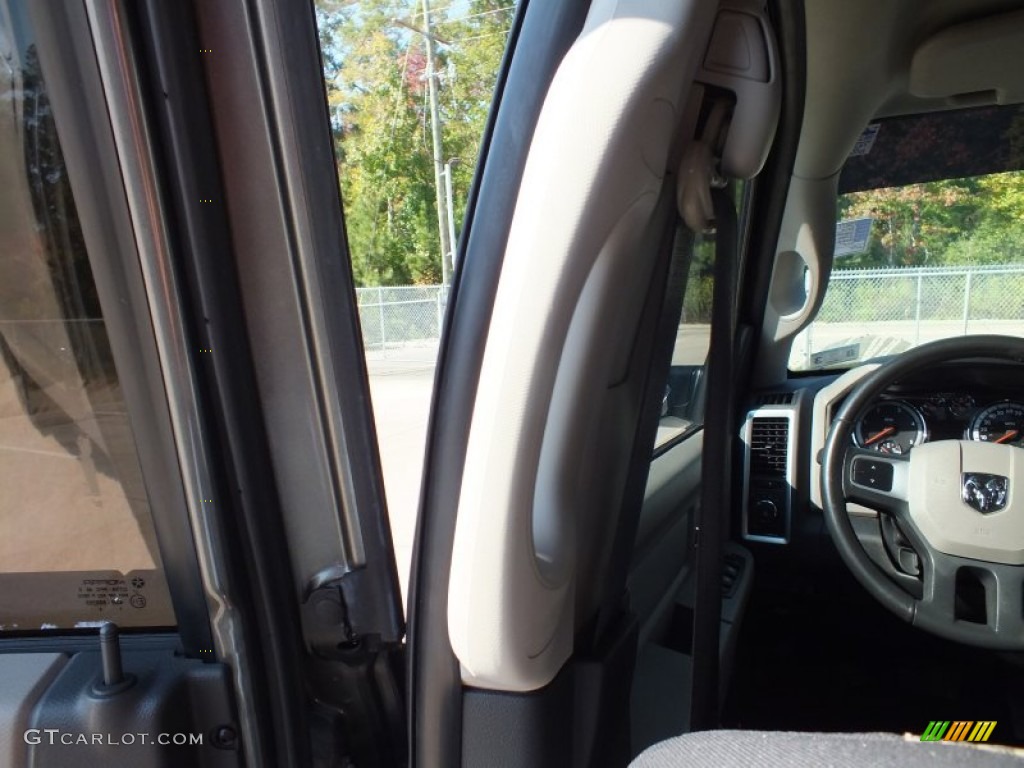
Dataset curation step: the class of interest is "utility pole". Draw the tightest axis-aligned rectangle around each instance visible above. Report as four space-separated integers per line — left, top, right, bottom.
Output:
444 158 459 269
420 0 453 286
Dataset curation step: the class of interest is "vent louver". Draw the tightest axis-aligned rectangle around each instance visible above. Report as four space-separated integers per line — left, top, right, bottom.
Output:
750 417 789 476
756 392 794 405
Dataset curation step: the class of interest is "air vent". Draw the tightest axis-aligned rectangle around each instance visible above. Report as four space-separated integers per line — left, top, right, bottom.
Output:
744 410 793 542
750 417 789 476
757 391 794 405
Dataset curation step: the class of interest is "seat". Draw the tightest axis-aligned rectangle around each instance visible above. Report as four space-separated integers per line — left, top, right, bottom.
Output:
631 730 1024 766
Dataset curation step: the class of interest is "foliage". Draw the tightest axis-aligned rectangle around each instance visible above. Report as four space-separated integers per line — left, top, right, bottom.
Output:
315 0 514 286
682 236 715 323
838 171 1024 269
315 4 1024 292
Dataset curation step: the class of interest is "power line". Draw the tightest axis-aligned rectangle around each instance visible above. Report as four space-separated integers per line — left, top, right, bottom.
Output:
434 4 516 25
383 0 460 19
447 28 511 45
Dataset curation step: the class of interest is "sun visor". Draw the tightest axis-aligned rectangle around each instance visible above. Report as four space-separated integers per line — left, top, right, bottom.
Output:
910 10 1024 105
838 104 1024 193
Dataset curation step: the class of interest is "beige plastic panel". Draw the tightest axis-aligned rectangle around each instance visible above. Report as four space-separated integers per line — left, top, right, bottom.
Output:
754 174 839 384
908 441 1024 565
696 0 781 179
449 0 716 692
910 9 1024 104
809 363 880 515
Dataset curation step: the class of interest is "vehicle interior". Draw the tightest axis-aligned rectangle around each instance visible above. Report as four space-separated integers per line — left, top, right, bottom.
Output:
420 0 1024 764
3 0 1024 766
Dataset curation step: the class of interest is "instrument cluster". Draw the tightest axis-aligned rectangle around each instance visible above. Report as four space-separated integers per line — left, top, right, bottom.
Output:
853 392 1024 454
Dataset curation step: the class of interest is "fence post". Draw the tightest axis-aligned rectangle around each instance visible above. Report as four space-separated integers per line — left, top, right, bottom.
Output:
804 324 812 369
962 270 973 335
436 285 444 339
378 286 386 350
913 273 923 345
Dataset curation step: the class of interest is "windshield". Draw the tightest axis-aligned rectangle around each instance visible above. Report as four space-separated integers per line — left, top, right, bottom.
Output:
791 106 1024 371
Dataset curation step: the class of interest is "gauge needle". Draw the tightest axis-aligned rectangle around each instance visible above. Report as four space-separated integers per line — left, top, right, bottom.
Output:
994 430 1019 444
864 426 896 445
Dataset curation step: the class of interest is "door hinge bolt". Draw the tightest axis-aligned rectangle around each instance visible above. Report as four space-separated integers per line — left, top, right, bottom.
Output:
212 725 239 750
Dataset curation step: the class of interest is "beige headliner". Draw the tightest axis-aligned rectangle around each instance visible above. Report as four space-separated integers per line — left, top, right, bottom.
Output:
797 0 1024 181
758 0 1024 384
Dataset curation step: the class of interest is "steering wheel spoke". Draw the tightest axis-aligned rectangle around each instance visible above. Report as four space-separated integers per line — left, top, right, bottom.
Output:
842 446 909 517
915 550 1024 647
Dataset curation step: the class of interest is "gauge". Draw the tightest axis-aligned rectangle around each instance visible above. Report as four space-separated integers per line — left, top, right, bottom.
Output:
926 392 975 419
948 393 976 418
876 439 903 455
969 402 1024 446
854 400 927 454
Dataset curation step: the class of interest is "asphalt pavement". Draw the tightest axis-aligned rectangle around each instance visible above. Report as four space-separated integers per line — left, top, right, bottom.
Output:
365 345 438 601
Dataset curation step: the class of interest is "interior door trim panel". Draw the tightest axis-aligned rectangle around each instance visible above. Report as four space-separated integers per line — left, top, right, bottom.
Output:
0 654 66 768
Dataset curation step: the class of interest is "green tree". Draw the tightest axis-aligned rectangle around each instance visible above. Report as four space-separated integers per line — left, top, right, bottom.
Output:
434 1 516 236
838 179 979 267
315 0 515 286
837 170 1024 269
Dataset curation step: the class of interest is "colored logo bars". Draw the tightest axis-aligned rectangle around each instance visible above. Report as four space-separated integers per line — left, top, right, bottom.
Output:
921 721 997 743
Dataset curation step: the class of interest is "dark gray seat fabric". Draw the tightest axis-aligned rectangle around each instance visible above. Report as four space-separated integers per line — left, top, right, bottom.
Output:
631 730 1024 767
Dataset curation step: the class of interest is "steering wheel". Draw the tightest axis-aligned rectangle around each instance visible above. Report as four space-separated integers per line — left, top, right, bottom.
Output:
822 335 1024 649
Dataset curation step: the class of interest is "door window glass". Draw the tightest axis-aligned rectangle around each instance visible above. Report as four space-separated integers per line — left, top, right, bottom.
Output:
314 0 517 597
656 234 714 448
0 7 174 630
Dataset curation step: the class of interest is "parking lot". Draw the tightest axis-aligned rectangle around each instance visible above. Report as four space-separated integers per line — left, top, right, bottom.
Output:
365 346 437 600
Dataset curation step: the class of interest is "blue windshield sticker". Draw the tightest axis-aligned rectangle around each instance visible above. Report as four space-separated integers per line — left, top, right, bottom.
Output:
835 217 873 257
850 123 880 157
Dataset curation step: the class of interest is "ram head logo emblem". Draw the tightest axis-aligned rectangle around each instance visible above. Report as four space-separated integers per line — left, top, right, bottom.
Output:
961 473 1009 514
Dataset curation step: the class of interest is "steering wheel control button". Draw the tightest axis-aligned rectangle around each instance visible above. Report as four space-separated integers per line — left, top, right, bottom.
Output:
852 457 894 492
961 473 1009 513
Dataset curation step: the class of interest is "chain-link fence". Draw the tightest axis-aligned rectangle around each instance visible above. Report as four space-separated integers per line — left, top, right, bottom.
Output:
361 266 1024 362
794 264 1024 367
815 265 1024 324
356 285 448 350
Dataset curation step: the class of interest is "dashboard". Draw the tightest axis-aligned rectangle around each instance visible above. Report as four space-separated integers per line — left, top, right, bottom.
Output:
743 359 1024 549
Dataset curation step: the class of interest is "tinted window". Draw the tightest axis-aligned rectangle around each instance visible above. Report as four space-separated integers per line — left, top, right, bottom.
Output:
0 6 174 630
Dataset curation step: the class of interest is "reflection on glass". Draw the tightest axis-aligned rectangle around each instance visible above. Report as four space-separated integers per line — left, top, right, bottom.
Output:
656 235 714 449
0 3 174 629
